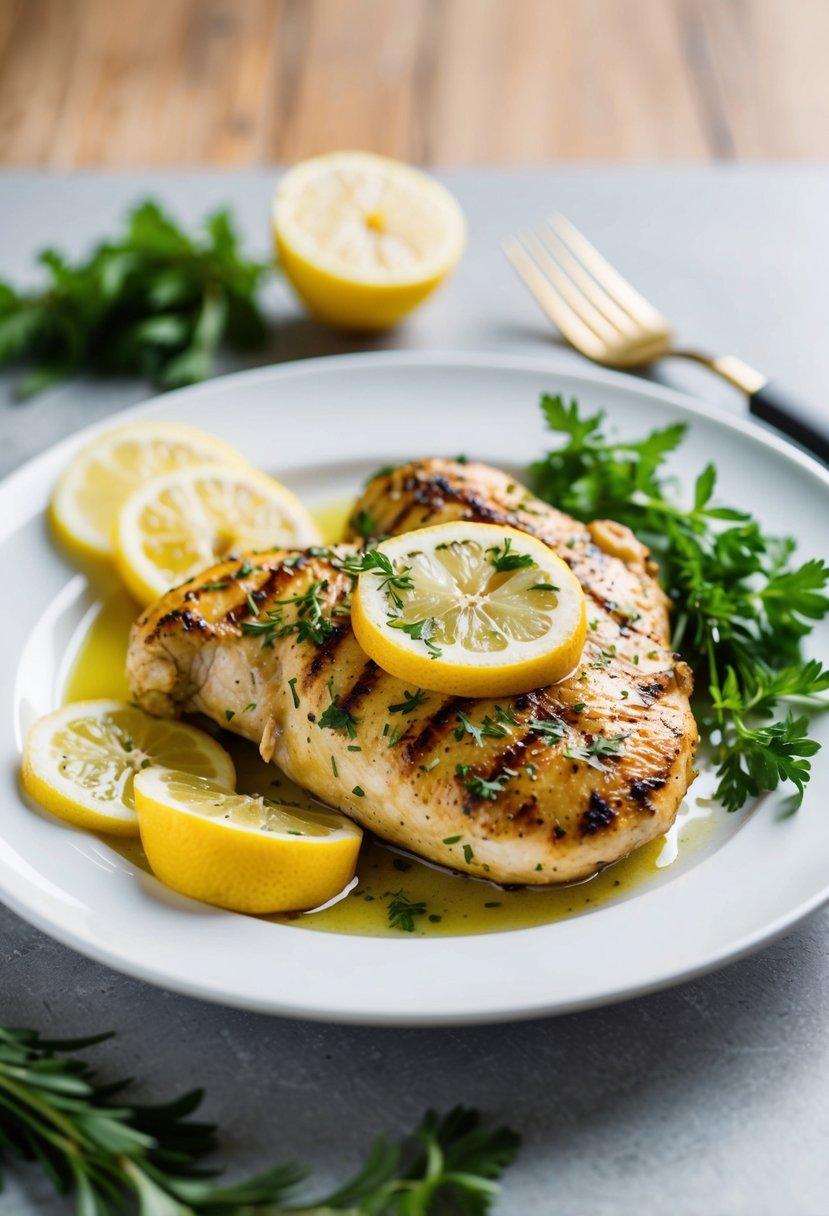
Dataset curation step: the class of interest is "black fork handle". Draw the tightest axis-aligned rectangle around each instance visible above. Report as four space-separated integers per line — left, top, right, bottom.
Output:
749 381 829 465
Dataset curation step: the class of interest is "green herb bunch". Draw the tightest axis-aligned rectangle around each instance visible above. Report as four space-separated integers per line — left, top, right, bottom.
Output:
530 394 829 812
0 1026 519 1215
0 202 270 397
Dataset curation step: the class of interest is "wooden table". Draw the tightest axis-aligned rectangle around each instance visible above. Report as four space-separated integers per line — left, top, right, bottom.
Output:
1 0 827 166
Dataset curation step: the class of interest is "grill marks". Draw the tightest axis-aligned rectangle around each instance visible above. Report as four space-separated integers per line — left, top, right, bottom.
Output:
360 463 667 646
338 658 381 713
404 697 470 765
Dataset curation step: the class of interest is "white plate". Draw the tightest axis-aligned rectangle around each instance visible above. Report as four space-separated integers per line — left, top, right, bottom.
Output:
2 351 828 1025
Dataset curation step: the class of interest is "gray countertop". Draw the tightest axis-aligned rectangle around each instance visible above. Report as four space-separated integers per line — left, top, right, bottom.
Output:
2 168 828 1215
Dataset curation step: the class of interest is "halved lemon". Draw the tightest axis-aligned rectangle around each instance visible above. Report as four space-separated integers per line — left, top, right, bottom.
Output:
50 421 248 560
351 522 587 697
21 700 235 837
273 151 466 331
134 767 363 914
114 463 322 605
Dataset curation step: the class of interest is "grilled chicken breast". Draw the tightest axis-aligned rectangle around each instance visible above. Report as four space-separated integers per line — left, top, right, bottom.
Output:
127 459 697 886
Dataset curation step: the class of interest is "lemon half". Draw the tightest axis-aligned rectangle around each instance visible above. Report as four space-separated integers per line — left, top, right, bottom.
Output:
351 522 587 697
21 700 236 836
50 421 248 560
114 463 322 605
134 767 363 914
273 151 465 331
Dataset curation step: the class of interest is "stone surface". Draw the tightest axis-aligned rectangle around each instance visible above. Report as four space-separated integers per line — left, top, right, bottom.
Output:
1 168 828 1215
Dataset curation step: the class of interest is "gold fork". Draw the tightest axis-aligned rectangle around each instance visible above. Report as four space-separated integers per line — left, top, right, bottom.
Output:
504 214 828 464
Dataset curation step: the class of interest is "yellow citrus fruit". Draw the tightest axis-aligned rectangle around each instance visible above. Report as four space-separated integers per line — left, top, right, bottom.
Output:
21 700 235 837
273 150 466 331
133 767 363 914
114 463 322 605
50 421 249 560
351 522 587 697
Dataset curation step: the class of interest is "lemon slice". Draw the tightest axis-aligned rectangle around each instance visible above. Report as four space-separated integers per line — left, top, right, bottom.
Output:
114 463 322 605
351 522 587 697
21 700 235 837
51 421 248 560
273 151 466 331
134 767 363 914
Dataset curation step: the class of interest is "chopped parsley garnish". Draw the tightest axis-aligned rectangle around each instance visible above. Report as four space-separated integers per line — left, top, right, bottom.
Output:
389 616 442 658
339 548 414 610
200 580 229 591
352 786 365 798
224 709 235 721
387 891 427 932
565 732 631 771
243 702 256 713
388 688 428 715
317 686 359 738
454 710 510 746
287 677 299 708
457 765 517 800
442 834 461 844
526 716 567 744
241 580 335 648
486 536 537 573
530 581 559 591
420 756 441 772
387 725 403 748
331 755 338 777
462 844 474 864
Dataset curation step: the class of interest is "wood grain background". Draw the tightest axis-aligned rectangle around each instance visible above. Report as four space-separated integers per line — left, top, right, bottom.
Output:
1 0 826 166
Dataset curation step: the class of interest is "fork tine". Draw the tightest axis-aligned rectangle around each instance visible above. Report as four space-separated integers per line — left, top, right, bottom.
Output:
521 229 624 347
536 222 643 338
503 237 608 360
549 213 669 331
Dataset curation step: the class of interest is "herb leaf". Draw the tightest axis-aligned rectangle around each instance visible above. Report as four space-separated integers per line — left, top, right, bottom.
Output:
487 536 537 573
0 201 270 398
532 394 829 811
0 1026 519 1213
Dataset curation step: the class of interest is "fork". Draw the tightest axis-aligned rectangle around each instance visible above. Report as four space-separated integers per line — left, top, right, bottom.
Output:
504 214 828 464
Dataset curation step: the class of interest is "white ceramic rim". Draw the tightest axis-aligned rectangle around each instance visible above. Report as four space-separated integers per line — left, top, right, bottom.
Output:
1 349 827 1026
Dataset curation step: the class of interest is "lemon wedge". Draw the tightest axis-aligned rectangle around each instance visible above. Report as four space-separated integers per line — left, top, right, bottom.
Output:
351 522 587 697
21 700 235 837
50 421 248 560
133 767 363 914
273 151 465 331
114 463 322 605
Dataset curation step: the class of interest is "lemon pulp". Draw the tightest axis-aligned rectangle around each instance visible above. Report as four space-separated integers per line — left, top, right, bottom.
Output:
273 151 465 331
21 700 235 836
352 522 587 696
50 421 248 560
114 463 322 604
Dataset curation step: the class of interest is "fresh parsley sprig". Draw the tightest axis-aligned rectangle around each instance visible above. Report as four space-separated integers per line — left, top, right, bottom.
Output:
0 201 270 397
0 1026 519 1214
530 393 829 811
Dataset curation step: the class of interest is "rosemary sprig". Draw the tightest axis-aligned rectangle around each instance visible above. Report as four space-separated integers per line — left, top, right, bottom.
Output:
0 1027 519 1215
